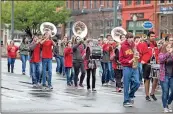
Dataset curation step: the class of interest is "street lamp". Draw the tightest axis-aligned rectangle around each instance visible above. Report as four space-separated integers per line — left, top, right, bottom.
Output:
5 24 11 40
11 0 14 40
99 5 105 37
132 14 137 36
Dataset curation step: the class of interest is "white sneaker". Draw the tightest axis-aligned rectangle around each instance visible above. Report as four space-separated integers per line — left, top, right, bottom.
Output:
164 108 169 113
168 105 173 112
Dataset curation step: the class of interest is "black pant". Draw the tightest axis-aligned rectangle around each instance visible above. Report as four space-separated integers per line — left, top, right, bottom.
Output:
86 68 96 89
73 62 85 87
114 69 122 88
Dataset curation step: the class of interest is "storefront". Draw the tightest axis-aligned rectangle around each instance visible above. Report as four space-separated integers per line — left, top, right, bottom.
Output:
127 20 149 37
157 5 173 38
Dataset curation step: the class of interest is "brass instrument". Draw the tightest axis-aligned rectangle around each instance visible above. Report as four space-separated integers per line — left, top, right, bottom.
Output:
132 47 139 69
111 27 127 43
72 21 88 40
40 22 57 37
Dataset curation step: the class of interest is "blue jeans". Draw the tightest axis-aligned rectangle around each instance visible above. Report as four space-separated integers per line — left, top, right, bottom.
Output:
123 67 140 104
39 61 42 83
55 56 60 73
31 62 40 84
42 58 52 86
160 76 173 108
20 55 28 73
58 55 65 75
101 62 114 84
8 58 16 69
65 67 74 85
8 58 16 65
138 63 143 82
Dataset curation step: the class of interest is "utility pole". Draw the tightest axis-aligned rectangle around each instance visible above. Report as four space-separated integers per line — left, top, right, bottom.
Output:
113 0 119 27
11 0 14 40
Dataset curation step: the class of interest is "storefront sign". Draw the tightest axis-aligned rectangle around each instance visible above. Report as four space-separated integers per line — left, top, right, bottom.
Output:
130 13 144 19
160 6 173 12
143 21 153 29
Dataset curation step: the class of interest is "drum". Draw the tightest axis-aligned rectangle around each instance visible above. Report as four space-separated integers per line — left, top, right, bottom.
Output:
90 46 103 60
150 64 160 79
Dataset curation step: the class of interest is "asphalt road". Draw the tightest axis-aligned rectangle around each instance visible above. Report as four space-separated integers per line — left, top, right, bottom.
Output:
1 58 169 113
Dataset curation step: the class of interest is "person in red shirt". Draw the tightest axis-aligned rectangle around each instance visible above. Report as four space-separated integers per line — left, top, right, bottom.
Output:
29 35 42 88
140 31 159 101
40 32 56 89
119 32 140 107
64 41 74 86
7 40 19 73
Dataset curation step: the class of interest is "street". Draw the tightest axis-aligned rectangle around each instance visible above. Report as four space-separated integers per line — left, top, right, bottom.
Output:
1 58 166 113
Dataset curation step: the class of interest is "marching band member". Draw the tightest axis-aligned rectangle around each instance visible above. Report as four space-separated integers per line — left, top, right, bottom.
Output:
29 35 41 88
158 43 173 113
40 32 56 89
58 36 67 76
111 42 123 92
53 39 60 74
7 40 19 73
72 37 86 88
84 39 97 92
101 37 114 86
119 32 140 107
140 31 159 101
64 41 74 86
19 37 29 75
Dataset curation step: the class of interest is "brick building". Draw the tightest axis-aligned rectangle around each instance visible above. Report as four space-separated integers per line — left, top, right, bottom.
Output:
121 0 158 37
66 0 122 39
156 0 173 38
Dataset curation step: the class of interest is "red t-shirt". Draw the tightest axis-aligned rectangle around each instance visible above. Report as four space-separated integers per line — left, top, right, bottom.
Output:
7 45 19 58
30 44 41 63
42 40 53 59
64 47 73 67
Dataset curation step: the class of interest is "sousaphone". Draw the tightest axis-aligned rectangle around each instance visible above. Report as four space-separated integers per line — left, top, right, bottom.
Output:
111 27 127 43
40 22 57 37
72 21 88 39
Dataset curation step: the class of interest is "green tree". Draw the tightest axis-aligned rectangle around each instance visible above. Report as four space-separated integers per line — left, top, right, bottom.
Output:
2 1 71 38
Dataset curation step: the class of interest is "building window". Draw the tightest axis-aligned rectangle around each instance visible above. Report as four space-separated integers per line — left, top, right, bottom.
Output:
135 0 141 5
94 0 97 8
126 0 132 6
107 0 109 8
168 0 173 3
66 1 68 8
160 0 165 3
145 0 151 4
78 1 80 9
90 0 92 8
72 0 74 9
100 0 103 5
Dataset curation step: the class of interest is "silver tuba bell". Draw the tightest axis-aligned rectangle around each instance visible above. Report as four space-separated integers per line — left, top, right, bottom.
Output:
40 22 57 37
72 21 88 40
111 27 127 43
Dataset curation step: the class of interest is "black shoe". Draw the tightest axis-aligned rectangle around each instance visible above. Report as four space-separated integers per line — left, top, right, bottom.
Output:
8 64 10 72
150 94 157 101
146 96 151 101
22 72 25 75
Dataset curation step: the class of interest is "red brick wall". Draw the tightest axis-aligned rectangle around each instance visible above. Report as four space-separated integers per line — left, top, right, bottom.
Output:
121 0 157 34
67 0 114 9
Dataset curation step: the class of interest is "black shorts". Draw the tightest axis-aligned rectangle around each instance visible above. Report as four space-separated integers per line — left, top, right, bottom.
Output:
142 64 151 80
